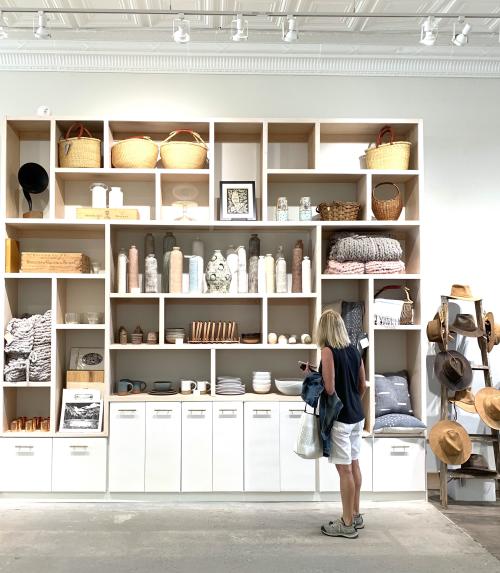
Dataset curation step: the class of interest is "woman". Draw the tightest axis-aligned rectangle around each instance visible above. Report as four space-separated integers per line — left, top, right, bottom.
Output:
314 309 367 539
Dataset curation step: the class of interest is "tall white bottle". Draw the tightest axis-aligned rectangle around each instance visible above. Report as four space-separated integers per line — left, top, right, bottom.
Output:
301 256 311 294
257 255 266 294
226 246 238 294
237 245 248 294
117 249 127 294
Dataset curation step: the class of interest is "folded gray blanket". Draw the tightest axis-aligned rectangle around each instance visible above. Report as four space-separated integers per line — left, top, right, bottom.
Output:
328 232 402 263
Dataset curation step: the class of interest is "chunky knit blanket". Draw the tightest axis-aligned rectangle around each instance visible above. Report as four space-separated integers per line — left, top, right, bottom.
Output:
328 232 402 263
365 260 405 274
324 260 365 275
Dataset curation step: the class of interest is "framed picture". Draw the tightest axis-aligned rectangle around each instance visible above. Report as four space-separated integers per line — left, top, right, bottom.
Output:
220 181 256 221
59 389 103 433
69 347 105 371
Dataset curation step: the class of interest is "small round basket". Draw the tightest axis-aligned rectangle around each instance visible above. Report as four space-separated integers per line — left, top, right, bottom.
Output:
160 130 208 169
111 137 159 169
372 182 403 220
316 201 360 221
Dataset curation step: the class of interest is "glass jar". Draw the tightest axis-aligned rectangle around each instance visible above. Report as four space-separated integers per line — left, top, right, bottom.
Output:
276 197 288 221
299 196 312 221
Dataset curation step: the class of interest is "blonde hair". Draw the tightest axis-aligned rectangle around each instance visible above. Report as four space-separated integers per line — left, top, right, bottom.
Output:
315 309 351 349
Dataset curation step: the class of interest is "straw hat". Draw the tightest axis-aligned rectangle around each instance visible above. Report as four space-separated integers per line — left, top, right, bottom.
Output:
449 314 484 338
456 453 497 477
429 420 472 465
475 387 500 430
449 284 480 301
449 388 476 414
484 312 500 353
434 350 472 391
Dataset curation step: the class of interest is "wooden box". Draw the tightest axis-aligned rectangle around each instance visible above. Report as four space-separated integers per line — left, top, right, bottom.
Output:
5 239 20 273
76 208 139 220
20 252 91 273
66 370 105 383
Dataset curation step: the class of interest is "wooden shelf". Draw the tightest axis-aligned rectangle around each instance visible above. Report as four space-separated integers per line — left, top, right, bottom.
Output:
56 324 105 330
110 292 317 300
373 325 422 331
2 381 52 388
110 343 317 350
5 273 105 279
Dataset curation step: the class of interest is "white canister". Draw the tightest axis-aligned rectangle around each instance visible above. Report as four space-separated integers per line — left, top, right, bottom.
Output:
265 253 275 294
90 182 108 209
301 256 311 294
276 257 287 293
117 249 127 294
108 186 123 208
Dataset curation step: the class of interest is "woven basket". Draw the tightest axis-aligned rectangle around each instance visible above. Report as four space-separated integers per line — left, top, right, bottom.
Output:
374 285 414 325
160 130 208 169
111 137 158 169
316 201 360 221
58 124 101 168
365 125 411 170
372 182 403 220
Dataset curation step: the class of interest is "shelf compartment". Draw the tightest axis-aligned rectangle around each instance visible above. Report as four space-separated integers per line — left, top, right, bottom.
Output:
267 298 316 345
318 121 420 171
110 348 211 396
267 173 368 222
3 386 51 434
110 298 160 345
215 122 264 221
4 277 51 328
373 278 421 326
54 170 156 221
371 175 419 222
3 119 52 219
160 170 209 223
268 122 316 169
55 278 105 326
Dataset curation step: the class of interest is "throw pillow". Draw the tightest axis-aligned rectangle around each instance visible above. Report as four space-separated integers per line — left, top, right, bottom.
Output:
373 413 426 433
375 370 413 417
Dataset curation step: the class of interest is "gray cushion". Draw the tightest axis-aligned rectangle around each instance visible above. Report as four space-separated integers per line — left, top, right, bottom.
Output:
373 413 426 432
375 371 412 417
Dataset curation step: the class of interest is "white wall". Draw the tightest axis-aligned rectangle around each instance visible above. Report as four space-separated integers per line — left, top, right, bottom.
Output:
2 71 500 471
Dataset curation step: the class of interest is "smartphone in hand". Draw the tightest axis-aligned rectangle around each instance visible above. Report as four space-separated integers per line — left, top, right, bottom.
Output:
298 361 317 372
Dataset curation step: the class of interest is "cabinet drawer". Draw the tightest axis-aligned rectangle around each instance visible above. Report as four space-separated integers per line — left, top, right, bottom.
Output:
244 403 280 492
181 403 212 492
145 403 181 492
373 438 425 492
319 437 373 492
213 402 244 492
108 402 146 492
0 438 52 492
52 438 107 492
279 402 315 492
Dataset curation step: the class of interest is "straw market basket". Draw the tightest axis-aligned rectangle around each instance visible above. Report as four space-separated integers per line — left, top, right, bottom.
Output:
160 130 208 169
316 201 360 221
372 182 403 220
59 124 101 168
111 137 158 169
365 125 411 170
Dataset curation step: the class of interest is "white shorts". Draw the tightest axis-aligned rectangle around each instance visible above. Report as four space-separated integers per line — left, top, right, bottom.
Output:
329 419 365 465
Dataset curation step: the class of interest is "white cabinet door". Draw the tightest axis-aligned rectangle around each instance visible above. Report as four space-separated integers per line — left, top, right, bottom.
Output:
213 402 244 492
373 438 426 492
108 402 145 492
319 438 373 492
279 402 316 492
52 438 107 492
181 403 212 492
244 403 280 492
0 438 52 492
145 403 181 492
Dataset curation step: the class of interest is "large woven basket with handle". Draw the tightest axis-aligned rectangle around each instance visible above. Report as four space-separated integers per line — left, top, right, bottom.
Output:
365 125 411 170
111 137 159 168
58 123 101 168
374 285 414 325
160 130 208 169
372 181 403 220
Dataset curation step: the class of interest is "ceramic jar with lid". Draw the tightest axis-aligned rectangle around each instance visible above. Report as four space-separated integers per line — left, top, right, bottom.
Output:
90 182 108 209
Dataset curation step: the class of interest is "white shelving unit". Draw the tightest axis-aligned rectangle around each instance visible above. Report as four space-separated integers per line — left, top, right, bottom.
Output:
1 116 425 497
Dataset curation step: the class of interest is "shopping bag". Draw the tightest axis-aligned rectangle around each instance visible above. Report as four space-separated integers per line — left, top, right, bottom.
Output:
294 407 323 459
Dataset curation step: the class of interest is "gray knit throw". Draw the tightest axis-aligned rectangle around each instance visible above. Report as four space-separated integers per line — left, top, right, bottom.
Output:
329 232 402 263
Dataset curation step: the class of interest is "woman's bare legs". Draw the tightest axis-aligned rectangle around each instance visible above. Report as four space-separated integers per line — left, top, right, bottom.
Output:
351 459 362 516
336 464 355 526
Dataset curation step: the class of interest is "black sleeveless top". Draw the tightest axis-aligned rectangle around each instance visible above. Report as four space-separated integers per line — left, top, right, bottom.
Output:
320 344 364 424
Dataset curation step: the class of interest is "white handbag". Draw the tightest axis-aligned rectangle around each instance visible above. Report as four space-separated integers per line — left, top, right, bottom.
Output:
294 406 323 459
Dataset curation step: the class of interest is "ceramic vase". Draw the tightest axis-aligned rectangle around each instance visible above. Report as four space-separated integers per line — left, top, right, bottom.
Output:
188 256 201 293
276 196 288 221
292 240 303 293
299 196 312 221
249 233 260 258
237 245 247 293
128 245 140 294
109 186 123 208
145 233 155 256
301 256 311 294
226 245 238 294
145 253 158 293
248 256 259 293
162 232 176 293
206 250 232 294
257 255 266 294
117 249 127 293
169 246 183 293
265 253 275 293
276 257 287 293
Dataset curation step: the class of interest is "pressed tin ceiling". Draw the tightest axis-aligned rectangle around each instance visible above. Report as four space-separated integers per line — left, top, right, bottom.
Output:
1 0 500 76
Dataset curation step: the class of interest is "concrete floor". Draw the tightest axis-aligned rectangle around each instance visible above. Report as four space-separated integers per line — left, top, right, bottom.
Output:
0 501 499 573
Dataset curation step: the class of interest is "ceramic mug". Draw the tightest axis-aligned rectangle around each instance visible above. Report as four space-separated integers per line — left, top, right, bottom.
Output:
116 379 133 396
197 381 211 395
154 381 172 391
181 380 196 395
131 380 147 394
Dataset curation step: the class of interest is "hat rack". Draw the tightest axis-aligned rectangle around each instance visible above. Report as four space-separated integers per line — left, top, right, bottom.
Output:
434 294 500 509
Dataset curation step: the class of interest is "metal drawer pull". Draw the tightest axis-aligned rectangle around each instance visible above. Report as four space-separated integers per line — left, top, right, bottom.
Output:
70 445 89 450
154 409 173 414
117 409 137 413
391 445 410 456
289 409 303 414
188 409 206 414
220 409 237 414
15 445 34 450
253 409 271 414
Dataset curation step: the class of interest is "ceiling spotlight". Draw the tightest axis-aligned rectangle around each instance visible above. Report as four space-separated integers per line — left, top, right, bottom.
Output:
173 14 190 44
452 19 471 47
34 11 51 40
231 14 248 42
282 15 298 43
419 16 437 46
0 11 8 40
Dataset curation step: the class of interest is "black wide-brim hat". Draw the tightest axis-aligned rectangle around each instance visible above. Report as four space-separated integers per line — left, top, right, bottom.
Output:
434 350 472 391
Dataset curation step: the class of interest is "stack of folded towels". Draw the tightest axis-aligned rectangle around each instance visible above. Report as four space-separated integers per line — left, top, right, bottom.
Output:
324 232 405 275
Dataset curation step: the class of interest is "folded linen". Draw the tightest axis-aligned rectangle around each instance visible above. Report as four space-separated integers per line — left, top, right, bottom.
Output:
365 260 405 274
324 260 365 275
328 232 402 263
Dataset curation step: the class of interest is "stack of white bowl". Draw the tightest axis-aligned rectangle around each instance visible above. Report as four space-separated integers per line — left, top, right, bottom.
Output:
252 371 272 394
